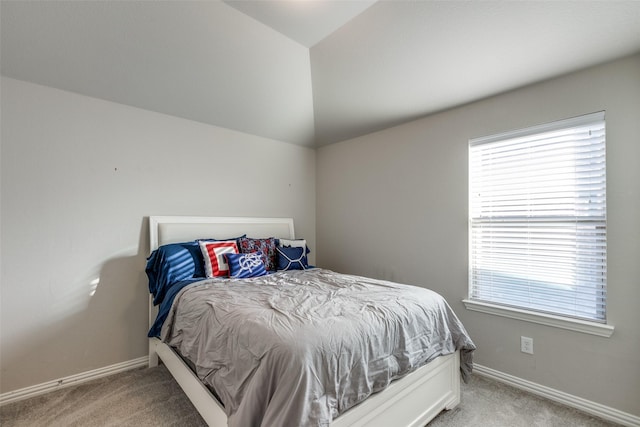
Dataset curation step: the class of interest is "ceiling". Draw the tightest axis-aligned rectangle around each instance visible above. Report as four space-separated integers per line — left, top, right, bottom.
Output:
2 1 640 147
223 0 377 48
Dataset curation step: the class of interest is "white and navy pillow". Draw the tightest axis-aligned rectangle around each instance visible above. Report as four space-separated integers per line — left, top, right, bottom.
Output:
278 238 310 255
225 252 267 278
276 246 308 271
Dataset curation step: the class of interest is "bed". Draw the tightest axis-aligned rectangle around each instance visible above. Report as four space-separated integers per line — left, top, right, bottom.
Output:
147 216 475 427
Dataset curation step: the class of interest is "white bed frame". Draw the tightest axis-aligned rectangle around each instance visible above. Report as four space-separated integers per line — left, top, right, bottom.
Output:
148 216 461 427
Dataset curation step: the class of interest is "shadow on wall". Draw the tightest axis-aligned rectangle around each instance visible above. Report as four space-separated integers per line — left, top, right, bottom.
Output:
1 218 151 394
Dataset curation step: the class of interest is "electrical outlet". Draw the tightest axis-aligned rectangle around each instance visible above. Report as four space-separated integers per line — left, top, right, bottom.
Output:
521 336 534 354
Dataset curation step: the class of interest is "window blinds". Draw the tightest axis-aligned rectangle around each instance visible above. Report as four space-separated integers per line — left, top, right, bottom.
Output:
469 112 606 322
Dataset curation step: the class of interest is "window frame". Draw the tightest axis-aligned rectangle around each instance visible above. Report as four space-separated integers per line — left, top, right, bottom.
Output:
464 112 614 337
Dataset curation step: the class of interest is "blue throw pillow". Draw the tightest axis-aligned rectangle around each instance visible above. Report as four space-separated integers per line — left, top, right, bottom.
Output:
146 241 205 305
276 246 308 271
196 235 246 246
224 252 267 278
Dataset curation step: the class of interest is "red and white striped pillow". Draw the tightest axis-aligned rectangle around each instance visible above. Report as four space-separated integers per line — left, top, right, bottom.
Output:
198 240 239 277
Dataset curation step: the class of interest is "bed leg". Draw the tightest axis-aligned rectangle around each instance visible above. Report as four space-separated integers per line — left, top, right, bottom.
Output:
445 396 461 411
149 338 159 367
445 351 461 410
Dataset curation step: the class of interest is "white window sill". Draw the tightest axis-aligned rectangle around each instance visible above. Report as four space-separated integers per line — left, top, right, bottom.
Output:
462 299 614 338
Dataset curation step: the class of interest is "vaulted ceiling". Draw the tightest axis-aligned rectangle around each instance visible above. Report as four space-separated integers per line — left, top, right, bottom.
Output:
2 1 640 147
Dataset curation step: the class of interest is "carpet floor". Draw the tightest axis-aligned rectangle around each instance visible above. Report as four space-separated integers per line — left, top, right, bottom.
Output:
0 365 619 427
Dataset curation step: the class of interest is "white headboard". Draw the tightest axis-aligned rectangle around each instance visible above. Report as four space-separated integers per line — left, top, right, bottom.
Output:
149 216 295 253
147 216 296 334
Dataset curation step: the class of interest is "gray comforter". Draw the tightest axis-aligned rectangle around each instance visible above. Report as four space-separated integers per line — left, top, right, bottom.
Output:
161 268 475 427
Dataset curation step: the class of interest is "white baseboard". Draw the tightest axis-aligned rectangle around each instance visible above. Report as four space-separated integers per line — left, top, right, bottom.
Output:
0 356 149 406
474 364 640 427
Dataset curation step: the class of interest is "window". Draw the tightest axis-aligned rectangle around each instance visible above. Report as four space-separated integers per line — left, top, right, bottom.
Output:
466 112 610 335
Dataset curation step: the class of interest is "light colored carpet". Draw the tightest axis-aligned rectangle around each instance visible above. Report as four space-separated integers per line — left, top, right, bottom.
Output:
0 365 619 427
0 366 207 427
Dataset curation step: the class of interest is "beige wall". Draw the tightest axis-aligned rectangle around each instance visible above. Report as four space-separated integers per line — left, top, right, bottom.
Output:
317 54 640 416
0 77 316 393
2 52 639 417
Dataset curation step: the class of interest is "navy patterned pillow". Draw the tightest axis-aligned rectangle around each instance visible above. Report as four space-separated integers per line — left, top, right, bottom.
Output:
238 237 277 271
224 252 267 278
276 246 308 271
